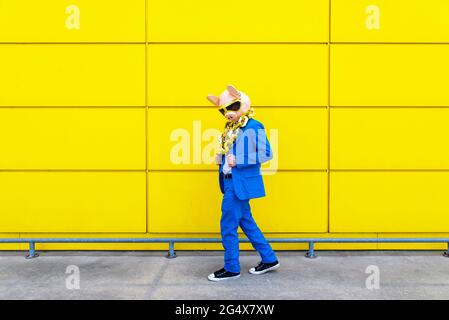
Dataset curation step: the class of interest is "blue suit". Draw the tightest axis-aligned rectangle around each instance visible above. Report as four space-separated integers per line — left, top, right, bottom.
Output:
218 118 277 273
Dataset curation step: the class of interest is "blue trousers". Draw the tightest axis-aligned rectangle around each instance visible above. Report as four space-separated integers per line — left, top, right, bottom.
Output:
220 178 277 273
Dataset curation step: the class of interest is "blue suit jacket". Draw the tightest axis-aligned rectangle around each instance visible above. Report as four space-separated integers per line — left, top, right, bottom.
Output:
218 118 273 200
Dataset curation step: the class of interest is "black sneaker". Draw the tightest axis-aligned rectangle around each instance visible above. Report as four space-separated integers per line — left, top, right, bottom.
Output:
249 260 280 275
207 267 240 281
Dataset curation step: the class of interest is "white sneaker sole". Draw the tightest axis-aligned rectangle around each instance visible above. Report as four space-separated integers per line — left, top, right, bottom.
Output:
249 262 280 275
207 273 241 282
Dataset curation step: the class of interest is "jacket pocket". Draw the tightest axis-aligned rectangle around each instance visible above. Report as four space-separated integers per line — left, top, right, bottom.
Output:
242 175 263 193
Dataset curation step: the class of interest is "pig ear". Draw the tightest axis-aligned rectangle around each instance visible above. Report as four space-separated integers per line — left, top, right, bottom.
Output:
206 94 220 106
227 84 241 98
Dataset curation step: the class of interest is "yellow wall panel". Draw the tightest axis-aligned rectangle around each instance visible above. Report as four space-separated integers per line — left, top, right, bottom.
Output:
148 108 223 170
330 172 449 232
0 44 145 106
330 44 449 106
148 171 327 233
148 107 327 170
148 44 328 106
255 108 328 170
148 0 329 42
148 172 221 233
253 172 328 233
332 0 449 42
331 108 449 169
0 0 145 42
0 172 146 232
0 108 145 169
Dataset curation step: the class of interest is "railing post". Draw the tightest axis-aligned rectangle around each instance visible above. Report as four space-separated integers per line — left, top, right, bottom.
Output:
443 243 449 257
25 241 39 259
166 241 177 259
305 241 317 259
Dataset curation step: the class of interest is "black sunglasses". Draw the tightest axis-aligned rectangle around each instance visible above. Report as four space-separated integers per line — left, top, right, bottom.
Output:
218 100 241 115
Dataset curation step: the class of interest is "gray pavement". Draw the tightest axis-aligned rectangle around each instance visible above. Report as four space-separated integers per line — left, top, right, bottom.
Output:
0 250 449 299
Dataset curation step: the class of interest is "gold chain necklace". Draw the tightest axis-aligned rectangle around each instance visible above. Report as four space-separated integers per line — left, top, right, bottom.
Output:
218 108 255 155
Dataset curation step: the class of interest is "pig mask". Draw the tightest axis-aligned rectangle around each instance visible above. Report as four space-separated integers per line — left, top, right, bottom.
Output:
206 85 255 155
206 84 254 123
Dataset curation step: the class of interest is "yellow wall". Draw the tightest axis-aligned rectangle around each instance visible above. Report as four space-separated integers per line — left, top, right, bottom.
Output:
1 0 449 251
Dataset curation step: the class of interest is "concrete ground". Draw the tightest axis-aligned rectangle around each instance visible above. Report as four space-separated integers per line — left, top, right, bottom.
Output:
0 250 449 299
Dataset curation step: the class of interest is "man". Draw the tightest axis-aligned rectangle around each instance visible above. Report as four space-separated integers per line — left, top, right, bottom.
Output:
206 84 280 281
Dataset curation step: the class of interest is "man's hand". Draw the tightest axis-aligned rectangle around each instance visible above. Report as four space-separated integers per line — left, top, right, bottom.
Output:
227 154 236 167
215 153 222 165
